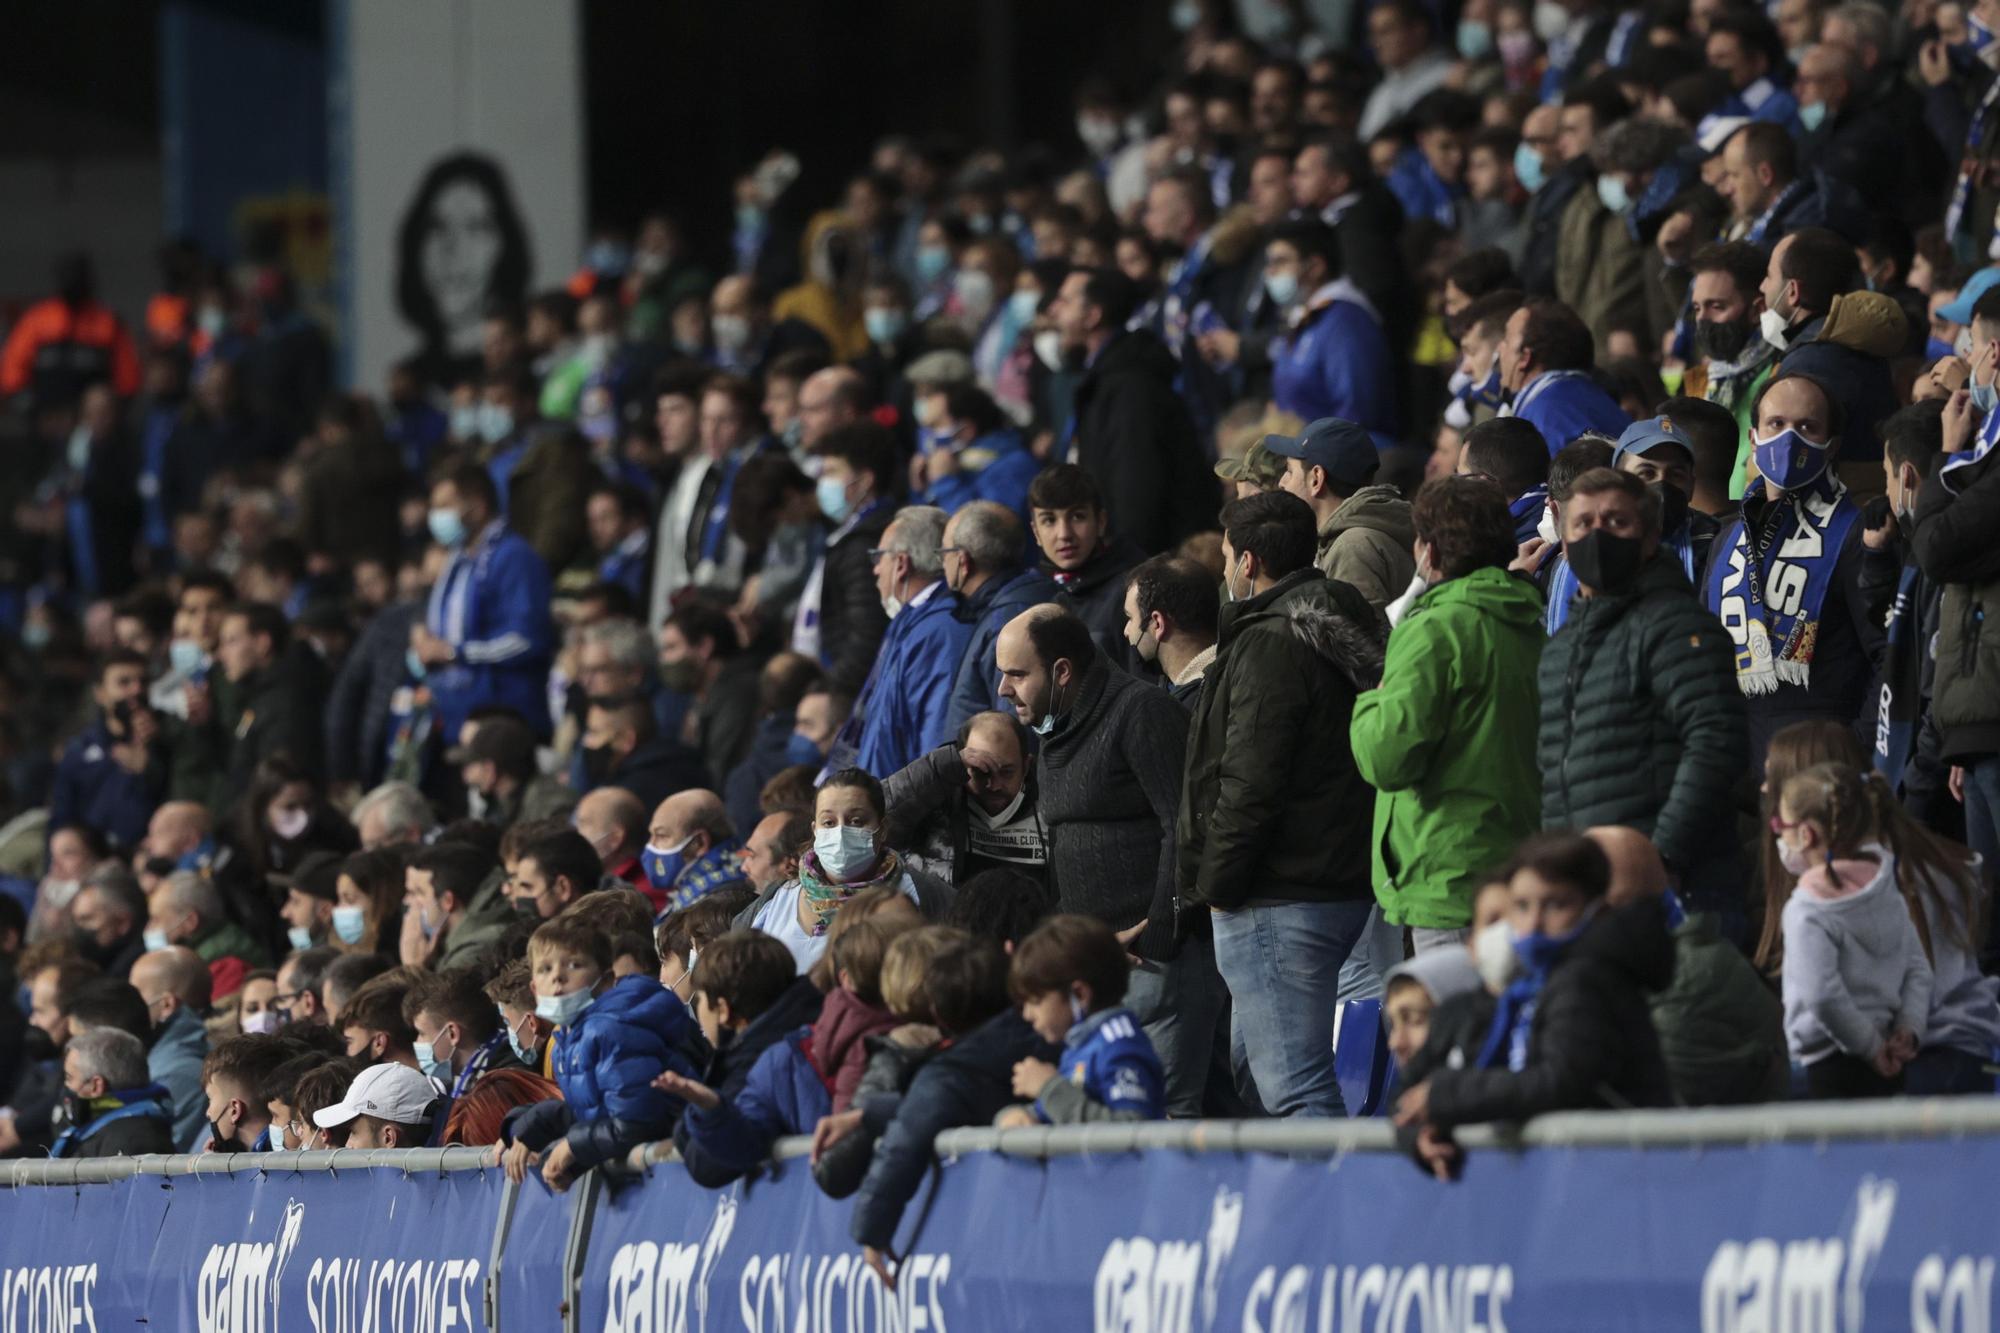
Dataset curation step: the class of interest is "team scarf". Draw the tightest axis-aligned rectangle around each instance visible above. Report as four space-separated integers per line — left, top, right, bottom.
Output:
1872 559 1926 790
1702 338 1777 414
1943 405 2000 489
796 847 904 938
1543 523 1698 635
1508 485 1549 547
1704 473 1861 696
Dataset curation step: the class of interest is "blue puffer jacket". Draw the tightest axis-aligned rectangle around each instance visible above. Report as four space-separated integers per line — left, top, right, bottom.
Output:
507 973 700 1170
855 587 975 781
673 977 823 1187
677 1030 832 1186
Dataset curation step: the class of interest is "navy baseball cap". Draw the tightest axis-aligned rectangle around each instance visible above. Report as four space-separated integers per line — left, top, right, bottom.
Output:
1262 417 1379 492
1612 414 1696 465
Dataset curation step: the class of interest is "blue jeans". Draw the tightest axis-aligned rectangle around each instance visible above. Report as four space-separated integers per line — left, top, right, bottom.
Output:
1211 898 1375 1118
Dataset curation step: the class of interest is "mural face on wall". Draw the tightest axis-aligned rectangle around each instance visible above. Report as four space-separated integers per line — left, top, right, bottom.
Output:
394 151 531 385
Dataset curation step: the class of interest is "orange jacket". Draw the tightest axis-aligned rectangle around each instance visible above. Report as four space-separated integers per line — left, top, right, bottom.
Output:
0 297 140 398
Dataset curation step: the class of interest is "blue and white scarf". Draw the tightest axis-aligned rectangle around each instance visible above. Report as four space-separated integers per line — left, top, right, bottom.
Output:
1942 406 2000 490
1705 474 1861 695
1545 523 1698 634
1508 484 1549 546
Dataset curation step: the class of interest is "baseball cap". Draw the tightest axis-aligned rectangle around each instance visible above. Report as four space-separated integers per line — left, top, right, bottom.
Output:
1612 414 1697 466
1262 417 1379 493
1939 267 2000 326
905 349 975 388
444 715 537 773
269 849 343 900
1214 440 1287 489
313 1062 440 1129
1694 115 1749 156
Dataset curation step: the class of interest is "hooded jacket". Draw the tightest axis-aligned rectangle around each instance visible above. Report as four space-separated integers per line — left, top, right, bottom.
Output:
943 566 1060 734
807 986 903 1113
1351 567 1544 930
1424 897 1676 1126
1911 445 2000 760
1316 486 1417 612
1777 289 1906 465
1780 851 1934 1065
1070 330 1213 555
1178 569 1386 915
773 211 868 359
812 1024 941 1198
673 975 824 1187
1652 909 1790 1106
1051 540 1145 671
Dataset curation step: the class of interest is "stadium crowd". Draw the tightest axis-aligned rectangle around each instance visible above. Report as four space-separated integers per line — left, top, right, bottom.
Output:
6 0 2000 1280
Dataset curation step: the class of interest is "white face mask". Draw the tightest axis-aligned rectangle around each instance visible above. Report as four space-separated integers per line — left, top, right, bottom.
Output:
814 824 879 881
1777 834 1814 877
269 807 310 841
1473 920 1519 991
1760 304 1794 352
1034 328 1065 372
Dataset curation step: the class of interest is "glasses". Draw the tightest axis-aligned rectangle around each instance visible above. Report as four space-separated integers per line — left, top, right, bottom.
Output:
939 546 965 558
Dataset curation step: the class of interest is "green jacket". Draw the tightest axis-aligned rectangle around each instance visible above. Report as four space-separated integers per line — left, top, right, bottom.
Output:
1537 554 1746 877
1350 567 1544 929
1651 911 1789 1106
193 918 270 971
1177 570 1386 913
434 870 521 973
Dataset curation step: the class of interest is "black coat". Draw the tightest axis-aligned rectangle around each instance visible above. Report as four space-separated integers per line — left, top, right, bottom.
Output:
604 735 710 812
673 976 822 1188
1070 331 1212 556
1331 182 1416 365
324 599 423 787
1050 539 1144 671
1424 898 1676 1127
1519 160 1589 298
820 506 895 697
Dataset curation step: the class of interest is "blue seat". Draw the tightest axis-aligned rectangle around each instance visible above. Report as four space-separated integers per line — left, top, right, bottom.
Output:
1333 999 1396 1118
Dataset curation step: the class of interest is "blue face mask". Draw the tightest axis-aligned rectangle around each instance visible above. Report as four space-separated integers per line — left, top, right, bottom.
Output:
916 245 951 285
331 905 366 945
536 988 595 1027
644 835 695 893
1264 271 1300 307
1457 17 1494 57
176 840 215 873
143 928 170 953
1007 290 1040 325
413 1033 454 1082
169 639 205 676
500 1007 535 1065
287 925 314 952
1975 381 2000 415
1030 678 1066 738
816 476 853 523
1928 335 1958 361
428 507 467 548
1797 101 1828 133
784 730 823 766
1464 363 1504 407
1752 427 1832 492
1595 174 1632 215
864 308 907 346
1513 143 1545 194
1510 904 1600 979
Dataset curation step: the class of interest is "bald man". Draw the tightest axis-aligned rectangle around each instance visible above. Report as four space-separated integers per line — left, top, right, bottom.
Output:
643 789 750 914
148 870 268 974
1585 826 1787 1106
577 786 649 890
139 801 213 894
798 366 867 453
130 946 212 1148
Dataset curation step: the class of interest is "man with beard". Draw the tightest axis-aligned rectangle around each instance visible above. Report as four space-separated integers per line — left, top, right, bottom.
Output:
1122 555 1220 709
1681 243 1777 495
885 711 1048 890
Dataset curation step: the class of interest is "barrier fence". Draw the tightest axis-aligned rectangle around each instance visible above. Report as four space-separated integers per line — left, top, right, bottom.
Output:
5 1100 2000 1332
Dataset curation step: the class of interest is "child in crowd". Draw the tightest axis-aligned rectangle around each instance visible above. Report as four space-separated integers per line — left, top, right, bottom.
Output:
996 914 1165 1125
1774 764 1935 1099
497 919 697 1191
287 1062 360 1150
807 916 914 1112
1383 949 1483 1072
484 960 552 1075
654 928 830 1185
656 890 758 1002
200 1034 292 1152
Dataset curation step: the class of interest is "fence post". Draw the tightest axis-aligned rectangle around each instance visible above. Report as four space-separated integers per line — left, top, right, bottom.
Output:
560 1168 602 1333
483 1175 519 1330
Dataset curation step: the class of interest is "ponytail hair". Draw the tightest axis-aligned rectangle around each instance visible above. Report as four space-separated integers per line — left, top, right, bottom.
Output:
1860 769 1983 964
1778 762 1878 870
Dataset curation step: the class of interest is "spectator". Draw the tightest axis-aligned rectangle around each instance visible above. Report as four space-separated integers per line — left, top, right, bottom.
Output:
146 871 268 978
886 711 1047 890
321 953 393 1025
1763 230 1902 466
0 253 139 408
1680 242 1779 494
332 849 407 956
406 842 512 972
851 506 973 778
1262 221 1399 446
129 945 212 1149
940 501 1057 735
1028 465 1144 667
181 602 324 804
810 912 918 1113
576 786 650 892
312 1061 440 1149
498 918 698 1191
1051 268 1211 554
1705 11 1800 128
200 1033 292 1152
1122 555 1220 709
414 463 556 741
738 809 810 899
643 789 749 915
1382 949 1484 1073
721 653 825 837
1542 468 1747 909
1718 123 1836 249
586 482 654 606
339 974 420 1068
1496 298 1631 451
1290 137 1416 358
350 781 432 851
996 914 1165 1125
917 384 1039 522
50 1029 174 1159
1353 477 1544 953
403 968 544 1142
1179 493 1385 1118
276 850 340 951
1270 415 1417 611
50 651 164 855
796 366 868 457
1455 415 1553 545
506 829 603 923
1611 413 1722 586
273 946 340 1027
578 696 706 812
1704 372 1880 769
796 424 897 697
68 867 146 977
450 715 572 828
1359 2 1456 139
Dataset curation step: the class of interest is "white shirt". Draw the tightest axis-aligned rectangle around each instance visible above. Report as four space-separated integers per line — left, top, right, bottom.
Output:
1356 49 1453 141
649 453 717 631
752 875 921 974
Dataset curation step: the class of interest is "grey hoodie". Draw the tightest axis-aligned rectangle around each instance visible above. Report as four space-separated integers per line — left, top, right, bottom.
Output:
1780 848 1933 1065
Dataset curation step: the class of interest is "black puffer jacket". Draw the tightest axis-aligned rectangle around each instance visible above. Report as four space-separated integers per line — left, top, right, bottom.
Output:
1070 330 1214 555
1538 555 1745 880
1912 446 2000 760
812 1025 940 1199
1424 897 1677 1127
1177 569 1385 915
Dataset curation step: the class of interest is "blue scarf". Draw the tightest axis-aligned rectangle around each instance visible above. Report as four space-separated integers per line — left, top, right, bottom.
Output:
1873 560 1925 789
1508 485 1549 546
1943 407 2000 488
1704 474 1860 695
1474 911 1598 1071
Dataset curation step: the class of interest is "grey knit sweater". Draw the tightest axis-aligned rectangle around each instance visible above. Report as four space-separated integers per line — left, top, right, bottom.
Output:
1036 658 1189 961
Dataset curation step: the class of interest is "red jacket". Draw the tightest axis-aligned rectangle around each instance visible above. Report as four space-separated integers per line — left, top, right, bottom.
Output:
0 297 140 398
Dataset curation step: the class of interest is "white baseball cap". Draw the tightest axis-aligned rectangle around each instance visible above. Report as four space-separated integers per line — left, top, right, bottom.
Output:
312 1062 439 1128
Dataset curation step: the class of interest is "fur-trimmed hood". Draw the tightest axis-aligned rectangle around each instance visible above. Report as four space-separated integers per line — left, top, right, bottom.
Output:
1218 568 1386 692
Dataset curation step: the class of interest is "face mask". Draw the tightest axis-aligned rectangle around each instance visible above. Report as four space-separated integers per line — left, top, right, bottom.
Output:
22 622 50 652
955 270 996 321
1759 306 1795 352
711 314 751 353
660 658 704 694
1778 835 1814 877
1264 271 1300 307
1651 481 1690 535
241 1010 280 1036
1457 17 1494 57
1462 363 1503 407
883 593 904 620
207 1113 244 1153
1512 143 1545 194
505 1011 536 1065
476 403 514 446
916 245 951 285
1595 175 1632 215
1957 327 1975 359
449 403 479 440
1797 101 1828 133
1565 528 1644 593
814 824 880 881
1077 115 1121 156
581 743 617 788
428 507 466 548
269 807 309 841
1031 677 1066 738
1034 328 1066 372
332 904 367 944
816 475 853 523
1473 920 1519 990
1533 0 1570 42
1512 904 1599 976
414 1032 454 1081
1975 382 2000 415
537 987 596 1026
287 925 314 952
1007 290 1040 326
143 928 170 953
170 638 205 675
1498 29 1537 63
1751 426 1831 491
645 835 695 892
1693 317 1753 363
864 308 907 345
735 202 765 233
1927 335 1956 360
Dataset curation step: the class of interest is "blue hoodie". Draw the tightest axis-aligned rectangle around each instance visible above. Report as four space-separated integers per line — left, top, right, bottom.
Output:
1032 1006 1166 1124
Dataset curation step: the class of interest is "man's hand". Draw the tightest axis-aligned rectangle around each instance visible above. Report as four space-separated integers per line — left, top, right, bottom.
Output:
1509 537 1555 576
1862 501 1898 551
651 1070 721 1112
1392 1081 1432 1129
961 747 1001 800
810 1109 864 1166
1919 37 1953 86
1951 764 1967 803
398 906 430 967
497 1139 540 1184
924 448 961 484
541 1139 577 1192
1114 919 1148 966
1414 1126 1462 1183
1010 1057 1057 1101
863 1246 897 1292
995 1106 1037 1129
410 625 455 667
1928 356 1970 400
1944 389 1977 455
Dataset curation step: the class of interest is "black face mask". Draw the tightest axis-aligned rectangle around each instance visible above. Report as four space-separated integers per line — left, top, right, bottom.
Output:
56 1088 86 1131
70 926 122 969
1566 528 1646 593
1693 317 1753 363
1651 481 1690 536
581 744 617 788
208 1110 243 1153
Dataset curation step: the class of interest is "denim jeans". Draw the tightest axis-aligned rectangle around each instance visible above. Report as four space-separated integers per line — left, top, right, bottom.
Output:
1211 897 1376 1118
1125 930 1229 1118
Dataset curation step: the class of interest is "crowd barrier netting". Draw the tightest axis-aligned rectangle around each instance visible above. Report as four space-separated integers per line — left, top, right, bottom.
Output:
4 1100 2000 1332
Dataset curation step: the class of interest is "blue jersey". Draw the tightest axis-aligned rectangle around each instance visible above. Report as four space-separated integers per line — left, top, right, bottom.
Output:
1034 1006 1165 1123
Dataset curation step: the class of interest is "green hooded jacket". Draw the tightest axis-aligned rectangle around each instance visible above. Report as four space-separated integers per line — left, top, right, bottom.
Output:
1350 566 1545 928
